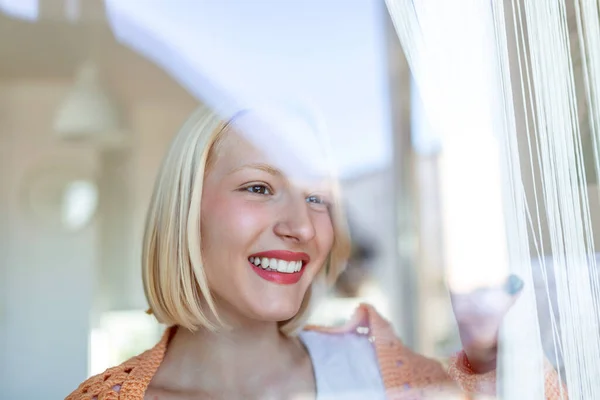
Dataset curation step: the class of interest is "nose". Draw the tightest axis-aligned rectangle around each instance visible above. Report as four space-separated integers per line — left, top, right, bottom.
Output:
273 195 316 243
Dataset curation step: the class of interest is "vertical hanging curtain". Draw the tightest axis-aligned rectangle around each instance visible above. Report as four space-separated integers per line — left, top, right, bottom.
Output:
385 0 600 398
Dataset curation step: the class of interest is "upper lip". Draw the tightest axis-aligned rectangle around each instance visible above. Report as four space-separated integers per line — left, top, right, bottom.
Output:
249 250 310 264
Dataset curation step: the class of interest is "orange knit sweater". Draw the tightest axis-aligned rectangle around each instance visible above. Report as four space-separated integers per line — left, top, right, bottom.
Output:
66 304 566 399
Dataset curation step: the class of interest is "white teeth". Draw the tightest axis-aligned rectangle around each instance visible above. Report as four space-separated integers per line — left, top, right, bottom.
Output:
279 261 288 273
249 257 304 274
277 260 289 273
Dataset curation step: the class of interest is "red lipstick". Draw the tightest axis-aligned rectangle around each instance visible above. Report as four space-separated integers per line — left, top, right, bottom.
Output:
250 250 310 263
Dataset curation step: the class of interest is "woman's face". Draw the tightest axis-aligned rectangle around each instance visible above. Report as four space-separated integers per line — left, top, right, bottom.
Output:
200 113 335 324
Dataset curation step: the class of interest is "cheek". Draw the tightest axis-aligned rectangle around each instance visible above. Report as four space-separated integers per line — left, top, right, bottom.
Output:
202 194 270 249
315 215 335 256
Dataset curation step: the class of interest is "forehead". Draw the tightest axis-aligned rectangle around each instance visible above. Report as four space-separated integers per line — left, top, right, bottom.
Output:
212 111 334 185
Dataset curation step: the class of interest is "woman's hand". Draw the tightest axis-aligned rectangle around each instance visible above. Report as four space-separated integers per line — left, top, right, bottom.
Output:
450 274 524 374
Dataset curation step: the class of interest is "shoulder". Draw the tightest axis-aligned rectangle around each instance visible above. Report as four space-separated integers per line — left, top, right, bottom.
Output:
304 303 381 334
305 302 405 344
308 303 456 392
65 354 140 400
66 328 173 400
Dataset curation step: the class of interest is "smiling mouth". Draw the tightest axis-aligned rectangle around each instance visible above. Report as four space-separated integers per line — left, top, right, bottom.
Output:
248 256 304 274
247 251 310 285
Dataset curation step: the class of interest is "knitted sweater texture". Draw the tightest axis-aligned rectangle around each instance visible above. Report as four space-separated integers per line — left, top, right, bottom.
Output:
66 304 565 399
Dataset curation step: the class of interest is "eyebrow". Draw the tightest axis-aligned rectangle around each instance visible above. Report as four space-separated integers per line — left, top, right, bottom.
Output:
227 163 284 177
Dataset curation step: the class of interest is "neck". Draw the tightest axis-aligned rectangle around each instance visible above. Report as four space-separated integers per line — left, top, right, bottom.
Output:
190 298 294 359
177 317 287 362
157 306 310 396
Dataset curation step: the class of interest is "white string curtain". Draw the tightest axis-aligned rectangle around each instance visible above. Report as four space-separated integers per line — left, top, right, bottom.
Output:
385 0 600 398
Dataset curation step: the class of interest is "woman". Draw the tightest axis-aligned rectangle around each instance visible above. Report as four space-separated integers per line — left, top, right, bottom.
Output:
67 104 563 399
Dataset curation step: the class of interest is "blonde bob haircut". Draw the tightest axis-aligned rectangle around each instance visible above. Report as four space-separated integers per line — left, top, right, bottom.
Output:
142 103 351 335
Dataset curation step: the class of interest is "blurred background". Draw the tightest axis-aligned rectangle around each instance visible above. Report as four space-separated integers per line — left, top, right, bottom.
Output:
0 1 483 398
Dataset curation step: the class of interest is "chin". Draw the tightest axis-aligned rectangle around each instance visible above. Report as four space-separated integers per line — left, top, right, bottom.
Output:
250 298 303 322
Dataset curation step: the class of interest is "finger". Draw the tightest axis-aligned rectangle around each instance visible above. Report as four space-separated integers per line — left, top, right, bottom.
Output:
450 275 524 323
503 274 524 311
503 274 524 296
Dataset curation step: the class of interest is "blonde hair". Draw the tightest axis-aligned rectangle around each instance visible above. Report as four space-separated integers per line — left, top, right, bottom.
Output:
142 104 351 335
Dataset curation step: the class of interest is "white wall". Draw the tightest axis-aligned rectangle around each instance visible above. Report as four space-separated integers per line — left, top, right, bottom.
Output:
0 82 99 399
97 101 195 313
0 79 197 398
0 83 12 395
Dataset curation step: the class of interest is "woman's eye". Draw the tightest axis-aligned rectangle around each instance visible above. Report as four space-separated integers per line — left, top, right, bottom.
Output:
306 195 326 205
246 185 271 195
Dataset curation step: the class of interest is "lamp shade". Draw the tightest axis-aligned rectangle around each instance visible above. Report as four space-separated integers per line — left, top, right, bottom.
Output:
54 61 128 148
